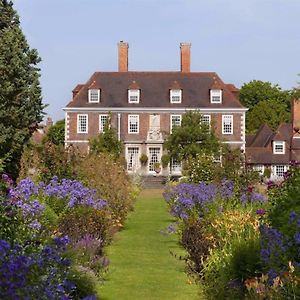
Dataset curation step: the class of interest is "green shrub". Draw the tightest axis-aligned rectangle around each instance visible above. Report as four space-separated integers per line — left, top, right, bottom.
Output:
58 206 111 245
68 266 99 299
78 154 135 224
161 154 170 168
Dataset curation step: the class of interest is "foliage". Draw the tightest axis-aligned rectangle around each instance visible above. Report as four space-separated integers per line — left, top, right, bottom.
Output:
78 154 135 225
139 153 148 165
247 100 290 132
239 80 290 133
164 111 220 162
0 0 45 179
68 266 99 300
18 142 80 183
161 154 170 168
0 176 74 299
89 117 123 160
185 153 220 183
239 80 291 110
245 262 300 299
164 180 269 299
0 237 74 300
59 206 110 247
44 119 65 145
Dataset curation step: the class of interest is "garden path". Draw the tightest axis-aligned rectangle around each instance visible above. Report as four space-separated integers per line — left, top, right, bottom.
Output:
98 189 201 300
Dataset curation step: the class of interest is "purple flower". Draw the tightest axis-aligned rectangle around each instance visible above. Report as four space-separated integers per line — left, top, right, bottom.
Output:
289 212 298 223
294 232 300 244
256 208 266 216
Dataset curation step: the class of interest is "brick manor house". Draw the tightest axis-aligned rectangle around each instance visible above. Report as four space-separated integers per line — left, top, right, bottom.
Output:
63 42 247 176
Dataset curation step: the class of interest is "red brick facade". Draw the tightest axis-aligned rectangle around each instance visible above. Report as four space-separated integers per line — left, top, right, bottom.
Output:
64 42 247 175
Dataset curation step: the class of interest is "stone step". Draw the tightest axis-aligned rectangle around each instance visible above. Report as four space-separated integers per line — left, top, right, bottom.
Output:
142 176 167 189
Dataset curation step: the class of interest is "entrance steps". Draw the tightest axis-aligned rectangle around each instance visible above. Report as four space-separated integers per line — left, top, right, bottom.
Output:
142 175 167 189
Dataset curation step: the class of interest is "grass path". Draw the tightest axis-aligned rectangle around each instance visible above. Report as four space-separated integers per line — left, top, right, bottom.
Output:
98 189 201 300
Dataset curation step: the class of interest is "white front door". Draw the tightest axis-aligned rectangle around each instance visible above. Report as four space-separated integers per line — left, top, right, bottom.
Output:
126 146 140 172
148 147 161 174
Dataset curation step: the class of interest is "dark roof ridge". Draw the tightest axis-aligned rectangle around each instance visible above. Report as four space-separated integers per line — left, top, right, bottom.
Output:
93 71 218 75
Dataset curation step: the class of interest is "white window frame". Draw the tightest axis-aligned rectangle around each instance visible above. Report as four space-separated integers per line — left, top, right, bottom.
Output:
253 164 265 176
170 89 182 103
77 114 88 133
222 115 233 135
273 165 287 178
128 114 139 134
170 157 182 175
126 145 141 172
201 114 211 131
170 115 182 133
88 89 100 103
273 141 285 154
99 114 109 133
210 89 222 103
128 89 140 103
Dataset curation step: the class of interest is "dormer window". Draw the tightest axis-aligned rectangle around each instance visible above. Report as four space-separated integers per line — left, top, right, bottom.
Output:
210 89 222 103
88 89 100 103
273 141 285 154
170 89 182 103
128 89 140 103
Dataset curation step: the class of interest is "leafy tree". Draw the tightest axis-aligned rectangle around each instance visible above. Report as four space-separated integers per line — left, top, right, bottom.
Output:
247 100 290 132
164 111 220 162
43 119 65 145
239 80 290 133
0 1 44 178
239 80 290 110
89 118 123 159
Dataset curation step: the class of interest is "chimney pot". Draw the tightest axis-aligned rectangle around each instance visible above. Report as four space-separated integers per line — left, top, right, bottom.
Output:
118 41 129 72
180 42 191 72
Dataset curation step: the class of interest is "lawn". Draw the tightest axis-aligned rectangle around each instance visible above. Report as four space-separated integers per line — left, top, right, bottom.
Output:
98 189 201 300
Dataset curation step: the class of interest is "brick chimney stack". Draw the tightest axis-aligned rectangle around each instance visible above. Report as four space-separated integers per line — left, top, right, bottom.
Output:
180 42 191 72
292 99 300 137
118 41 129 72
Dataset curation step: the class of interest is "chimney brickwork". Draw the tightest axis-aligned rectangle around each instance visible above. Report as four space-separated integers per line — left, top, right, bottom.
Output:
180 42 191 72
118 41 129 72
292 99 300 137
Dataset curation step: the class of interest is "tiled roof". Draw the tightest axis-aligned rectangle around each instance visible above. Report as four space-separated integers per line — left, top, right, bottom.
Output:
248 124 274 147
246 147 290 164
66 72 244 109
246 123 294 165
273 123 292 141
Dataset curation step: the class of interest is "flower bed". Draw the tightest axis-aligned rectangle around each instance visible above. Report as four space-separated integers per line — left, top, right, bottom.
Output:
165 163 300 298
0 174 121 299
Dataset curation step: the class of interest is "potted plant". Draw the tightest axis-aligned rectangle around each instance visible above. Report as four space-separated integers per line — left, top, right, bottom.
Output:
154 162 161 174
139 153 148 166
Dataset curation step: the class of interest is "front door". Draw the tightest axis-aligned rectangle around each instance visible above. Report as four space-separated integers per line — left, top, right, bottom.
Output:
148 147 161 174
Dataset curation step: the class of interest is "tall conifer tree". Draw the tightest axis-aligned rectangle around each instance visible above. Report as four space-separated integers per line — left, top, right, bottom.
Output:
0 0 44 177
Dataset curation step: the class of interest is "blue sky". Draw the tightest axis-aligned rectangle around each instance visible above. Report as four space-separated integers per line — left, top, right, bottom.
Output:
13 0 300 121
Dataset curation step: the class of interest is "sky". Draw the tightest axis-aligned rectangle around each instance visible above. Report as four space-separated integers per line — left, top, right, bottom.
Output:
13 0 300 122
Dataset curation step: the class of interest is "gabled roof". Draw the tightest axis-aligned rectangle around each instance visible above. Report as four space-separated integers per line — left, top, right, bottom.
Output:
66 72 244 109
273 123 292 142
248 124 274 147
246 123 293 165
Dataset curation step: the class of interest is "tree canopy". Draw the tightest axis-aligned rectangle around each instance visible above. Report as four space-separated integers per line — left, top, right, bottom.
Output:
43 119 65 145
0 0 44 178
164 111 220 161
89 118 123 160
246 100 290 133
239 80 291 133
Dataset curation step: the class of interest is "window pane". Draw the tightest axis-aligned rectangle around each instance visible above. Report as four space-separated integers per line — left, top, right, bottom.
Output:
89 89 100 102
129 115 139 133
99 115 108 132
78 115 87 133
